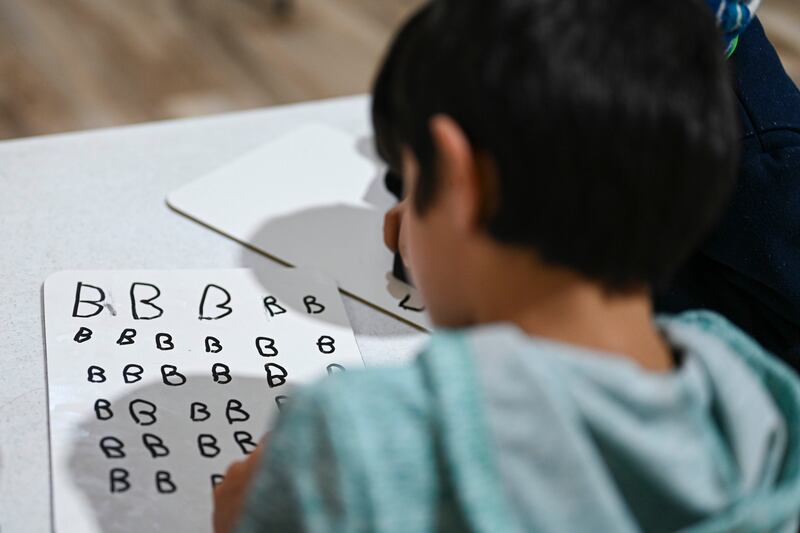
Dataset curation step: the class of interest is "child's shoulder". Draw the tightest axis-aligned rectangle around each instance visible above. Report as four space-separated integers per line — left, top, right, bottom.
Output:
664 309 796 378
301 311 794 408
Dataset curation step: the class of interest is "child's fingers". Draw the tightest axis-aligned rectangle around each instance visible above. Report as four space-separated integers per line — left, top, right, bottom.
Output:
244 440 265 470
383 204 403 252
212 446 265 533
213 462 247 533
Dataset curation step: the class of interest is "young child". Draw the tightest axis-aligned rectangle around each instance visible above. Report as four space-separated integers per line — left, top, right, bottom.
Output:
385 0 800 371
215 0 800 531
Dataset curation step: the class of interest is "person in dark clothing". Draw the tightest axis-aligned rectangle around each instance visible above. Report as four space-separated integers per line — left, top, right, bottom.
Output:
656 18 800 371
382 15 800 371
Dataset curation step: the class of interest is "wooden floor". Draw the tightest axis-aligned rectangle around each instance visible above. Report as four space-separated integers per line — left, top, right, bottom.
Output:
0 0 797 140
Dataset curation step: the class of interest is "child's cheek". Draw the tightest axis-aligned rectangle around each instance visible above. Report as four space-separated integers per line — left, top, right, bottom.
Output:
406 212 434 293
405 211 443 311
404 211 421 281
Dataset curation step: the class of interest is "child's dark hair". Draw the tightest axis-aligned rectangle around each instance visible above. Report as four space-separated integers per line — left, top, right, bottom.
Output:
372 0 739 290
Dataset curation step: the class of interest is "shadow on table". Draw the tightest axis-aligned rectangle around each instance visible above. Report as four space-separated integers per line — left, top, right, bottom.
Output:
66 374 279 533
238 134 426 335
238 202 427 334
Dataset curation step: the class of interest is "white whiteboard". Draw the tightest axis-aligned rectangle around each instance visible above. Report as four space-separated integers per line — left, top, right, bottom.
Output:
166 123 431 330
44 268 364 533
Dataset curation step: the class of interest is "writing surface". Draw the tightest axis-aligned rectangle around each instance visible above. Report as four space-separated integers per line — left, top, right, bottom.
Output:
44 268 364 533
166 123 431 330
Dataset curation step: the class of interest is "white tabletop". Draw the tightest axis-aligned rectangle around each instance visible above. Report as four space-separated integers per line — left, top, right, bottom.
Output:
0 95 426 532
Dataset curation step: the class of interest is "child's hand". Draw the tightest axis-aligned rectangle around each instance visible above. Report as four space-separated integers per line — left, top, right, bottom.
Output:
213 441 265 533
384 199 411 271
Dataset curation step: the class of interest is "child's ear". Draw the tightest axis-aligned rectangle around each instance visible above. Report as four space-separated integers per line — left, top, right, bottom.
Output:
429 115 482 232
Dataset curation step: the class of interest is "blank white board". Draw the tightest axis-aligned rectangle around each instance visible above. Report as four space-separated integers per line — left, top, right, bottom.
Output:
166 123 431 330
44 268 364 533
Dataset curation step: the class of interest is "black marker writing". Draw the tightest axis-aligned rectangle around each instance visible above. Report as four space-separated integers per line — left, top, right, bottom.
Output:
161 365 186 386
74 327 93 343
72 282 105 318
156 471 177 494
262 296 287 318
100 436 126 459
123 364 144 384
205 336 222 354
88 365 106 383
327 363 346 375
129 399 157 426
275 395 289 411
197 434 220 458
225 399 250 425
303 295 325 314
399 294 425 313
212 363 231 384
116 328 137 346
234 431 257 455
155 333 174 351
143 434 170 458
255 337 278 357
264 363 288 388
191 402 211 422
130 282 164 320
317 335 336 354
94 399 113 420
199 284 233 320
110 468 130 493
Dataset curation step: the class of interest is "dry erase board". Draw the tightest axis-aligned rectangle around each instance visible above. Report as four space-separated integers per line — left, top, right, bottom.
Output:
43 268 363 533
166 123 431 331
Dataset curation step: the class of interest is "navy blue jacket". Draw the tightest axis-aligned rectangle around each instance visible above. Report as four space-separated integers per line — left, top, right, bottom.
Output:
655 19 800 371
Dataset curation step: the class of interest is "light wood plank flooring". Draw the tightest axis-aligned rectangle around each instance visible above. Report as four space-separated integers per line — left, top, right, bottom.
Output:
0 0 796 140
